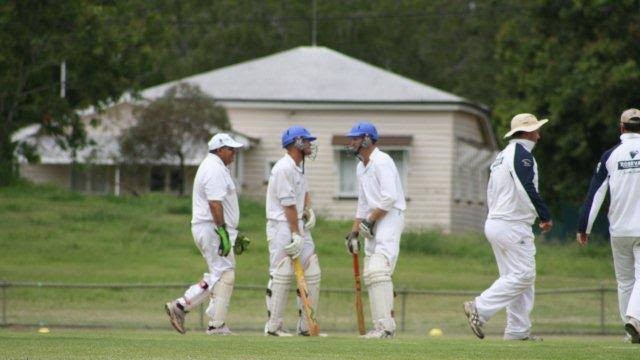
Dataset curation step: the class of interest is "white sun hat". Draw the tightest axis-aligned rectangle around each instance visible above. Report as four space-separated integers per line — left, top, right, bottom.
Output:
620 108 640 124
208 133 244 151
504 113 549 138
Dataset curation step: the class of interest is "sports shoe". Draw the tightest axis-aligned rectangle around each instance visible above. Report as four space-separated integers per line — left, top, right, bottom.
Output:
206 323 232 335
625 317 640 344
463 300 485 339
360 328 394 339
165 301 186 334
264 322 293 337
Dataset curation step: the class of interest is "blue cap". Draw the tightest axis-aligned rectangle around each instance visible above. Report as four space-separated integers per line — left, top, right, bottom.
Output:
281 126 317 148
346 122 378 141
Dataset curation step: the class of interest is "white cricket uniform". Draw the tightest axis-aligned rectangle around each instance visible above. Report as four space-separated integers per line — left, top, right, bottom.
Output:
356 147 406 334
264 154 320 334
265 154 315 270
578 133 640 322
475 139 551 339
356 147 406 268
191 153 239 284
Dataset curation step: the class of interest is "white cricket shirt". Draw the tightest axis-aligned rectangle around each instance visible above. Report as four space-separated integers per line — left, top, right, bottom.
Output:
355 147 406 219
266 154 308 221
191 153 239 229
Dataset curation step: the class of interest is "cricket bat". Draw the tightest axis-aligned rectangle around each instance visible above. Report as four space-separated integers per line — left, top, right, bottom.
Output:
352 252 366 335
293 257 320 336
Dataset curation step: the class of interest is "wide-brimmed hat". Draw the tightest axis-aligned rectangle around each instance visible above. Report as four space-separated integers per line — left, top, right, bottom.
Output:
504 113 549 138
620 108 640 124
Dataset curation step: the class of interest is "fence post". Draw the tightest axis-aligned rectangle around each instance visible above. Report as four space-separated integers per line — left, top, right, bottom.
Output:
199 303 204 330
1 282 6 326
400 287 407 332
599 283 605 335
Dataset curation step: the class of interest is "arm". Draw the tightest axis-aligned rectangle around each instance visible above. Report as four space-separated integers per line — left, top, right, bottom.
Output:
513 145 552 222
576 150 614 245
284 205 301 235
208 200 225 227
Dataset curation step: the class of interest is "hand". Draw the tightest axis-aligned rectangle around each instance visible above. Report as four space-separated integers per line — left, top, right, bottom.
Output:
576 232 589 246
234 232 251 255
539 220 553 233
345 231 360 254
303 207 316 231
215 225 231 257
284 233 303 259
359 219 376 239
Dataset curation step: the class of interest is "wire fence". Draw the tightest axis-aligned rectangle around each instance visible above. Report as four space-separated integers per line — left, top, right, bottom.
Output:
0 281 622 335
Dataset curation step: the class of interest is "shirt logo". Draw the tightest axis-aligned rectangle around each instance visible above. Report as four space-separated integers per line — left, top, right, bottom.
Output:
521 159 532 167
618 159 640 170
631 150 639 159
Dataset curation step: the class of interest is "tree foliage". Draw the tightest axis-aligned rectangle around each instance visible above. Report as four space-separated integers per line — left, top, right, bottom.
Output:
493 0 640 210
119 83 230 195
0 0 151 185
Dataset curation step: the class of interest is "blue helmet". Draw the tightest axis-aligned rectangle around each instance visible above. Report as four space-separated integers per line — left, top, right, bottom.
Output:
346 122 378 141
281 126 317 148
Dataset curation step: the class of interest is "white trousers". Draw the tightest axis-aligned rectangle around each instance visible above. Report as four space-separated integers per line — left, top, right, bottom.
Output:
364 208 405 270
611 236 640 322
266 220 315 272
192 222 236 284
475 219 536 339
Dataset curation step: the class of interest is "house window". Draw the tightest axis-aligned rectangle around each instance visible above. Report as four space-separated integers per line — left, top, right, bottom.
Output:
150 166 182 192
264 160 278 184
70 165 108 193
336 148 409 197
454 139 495 204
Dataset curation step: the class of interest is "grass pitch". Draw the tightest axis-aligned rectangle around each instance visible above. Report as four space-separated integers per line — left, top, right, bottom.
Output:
1 329 639 360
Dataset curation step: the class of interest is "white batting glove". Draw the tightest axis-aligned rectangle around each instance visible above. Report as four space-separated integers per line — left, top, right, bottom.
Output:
359 219 375 239
284 233 303 259
303 207 316 231
345 231 360 254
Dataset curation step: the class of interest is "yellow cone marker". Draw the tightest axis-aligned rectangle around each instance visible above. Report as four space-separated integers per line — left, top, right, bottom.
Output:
428 328 443 337
37 327 50 334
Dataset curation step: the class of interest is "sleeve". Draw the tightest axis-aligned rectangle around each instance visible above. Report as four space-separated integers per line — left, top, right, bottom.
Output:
375 158 398 211
204 167 227 201
274 167 296 207
513 144 551 221
355 175 368 219
577 148 615 234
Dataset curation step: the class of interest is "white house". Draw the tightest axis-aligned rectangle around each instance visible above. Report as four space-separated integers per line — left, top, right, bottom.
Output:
15 46 497 232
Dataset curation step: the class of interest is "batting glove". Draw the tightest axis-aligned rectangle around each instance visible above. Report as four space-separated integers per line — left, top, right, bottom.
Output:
359 219 376 239
303 207 316 231
345 231 360 254
284 233 303 259
215 224 232 257
234 232 251 255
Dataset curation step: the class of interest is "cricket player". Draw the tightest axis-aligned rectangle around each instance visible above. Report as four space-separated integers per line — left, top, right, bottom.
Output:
577 108 640 343
463 113 553 341
264 125 320 336
344 121 406 339
165 133 246 335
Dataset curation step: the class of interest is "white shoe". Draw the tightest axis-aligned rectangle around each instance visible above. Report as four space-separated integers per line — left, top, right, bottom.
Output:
165 301 186 334
360 328 394 339
504 335 543 341
625 317 640 344
264 322 293 337
463 301 484 339
206 324 232 335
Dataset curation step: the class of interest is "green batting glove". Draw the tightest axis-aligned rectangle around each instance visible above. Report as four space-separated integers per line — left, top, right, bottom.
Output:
234 232 251 255
215 225 231 257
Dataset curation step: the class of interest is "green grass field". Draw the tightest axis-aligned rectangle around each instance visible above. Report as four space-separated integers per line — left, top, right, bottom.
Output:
1 329 639 360
0 182 636 359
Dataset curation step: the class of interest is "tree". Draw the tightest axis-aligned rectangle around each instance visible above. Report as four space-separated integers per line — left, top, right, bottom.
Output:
493 0 640 213
119 83 230 195
0 1 151 185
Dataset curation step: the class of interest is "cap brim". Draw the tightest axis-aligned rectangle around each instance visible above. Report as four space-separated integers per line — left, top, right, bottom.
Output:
504 119 548 138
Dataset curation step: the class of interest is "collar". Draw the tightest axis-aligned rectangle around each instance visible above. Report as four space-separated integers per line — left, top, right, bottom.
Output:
509 138 536 152
285 153 304 173
363 147 380 169
620 133 640 142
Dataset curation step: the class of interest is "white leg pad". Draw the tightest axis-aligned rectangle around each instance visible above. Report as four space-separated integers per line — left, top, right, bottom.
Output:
179 273 212 311
266 257 294 332
297 254 321 332
206 270 234 328
363 254 396 332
